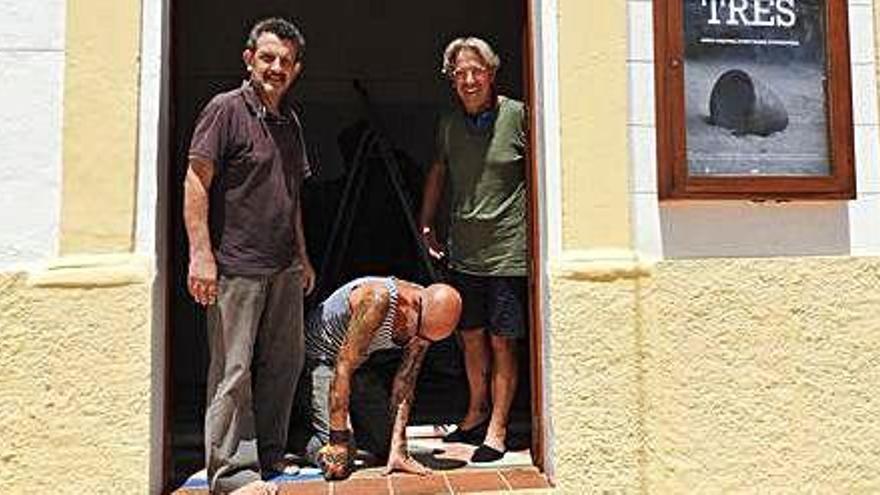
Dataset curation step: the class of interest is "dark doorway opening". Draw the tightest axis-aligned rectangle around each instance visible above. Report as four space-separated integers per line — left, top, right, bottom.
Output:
166 1 537 489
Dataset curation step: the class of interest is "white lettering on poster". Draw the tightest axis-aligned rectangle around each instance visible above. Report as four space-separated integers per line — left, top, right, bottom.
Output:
701 0 797 28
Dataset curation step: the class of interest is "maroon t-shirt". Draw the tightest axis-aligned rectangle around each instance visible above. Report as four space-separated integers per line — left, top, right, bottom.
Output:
188 81 311 276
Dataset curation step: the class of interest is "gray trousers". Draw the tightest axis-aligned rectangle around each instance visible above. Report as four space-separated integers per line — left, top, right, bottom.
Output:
304 360 333 465
304 350 400 466
205 267 304 494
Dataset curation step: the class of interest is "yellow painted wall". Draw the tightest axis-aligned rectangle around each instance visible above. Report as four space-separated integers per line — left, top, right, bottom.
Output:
11 0 876 492
60 0 141 253
641 258 880 492
0 268 153 493
0 0 157 492
547 257 880 492
548 3 880 492
556 0 631 250
547 274 643 491
876 0 880 96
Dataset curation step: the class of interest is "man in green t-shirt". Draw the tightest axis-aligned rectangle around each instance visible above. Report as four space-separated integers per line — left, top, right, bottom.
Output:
419 37 527 463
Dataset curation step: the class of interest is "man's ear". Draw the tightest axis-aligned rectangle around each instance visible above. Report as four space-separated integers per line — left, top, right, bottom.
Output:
242 49 254 72
291 60 303 81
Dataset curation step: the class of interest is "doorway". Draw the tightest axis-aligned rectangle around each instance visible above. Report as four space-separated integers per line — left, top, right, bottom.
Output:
166 0 541 489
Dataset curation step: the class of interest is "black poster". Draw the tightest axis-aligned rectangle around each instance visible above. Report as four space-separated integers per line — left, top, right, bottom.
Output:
683 0 829 176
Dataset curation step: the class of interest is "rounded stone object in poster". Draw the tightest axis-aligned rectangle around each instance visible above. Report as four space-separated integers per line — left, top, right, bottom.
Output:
708 69 789 137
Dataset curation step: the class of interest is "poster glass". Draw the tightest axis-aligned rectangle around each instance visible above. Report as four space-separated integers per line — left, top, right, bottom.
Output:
683 0 829 176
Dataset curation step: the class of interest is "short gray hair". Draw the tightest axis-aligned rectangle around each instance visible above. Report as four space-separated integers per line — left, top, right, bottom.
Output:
441 37 501 77
245 17 306 61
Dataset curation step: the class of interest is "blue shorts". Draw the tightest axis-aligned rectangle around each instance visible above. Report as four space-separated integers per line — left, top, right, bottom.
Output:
449 269 528 339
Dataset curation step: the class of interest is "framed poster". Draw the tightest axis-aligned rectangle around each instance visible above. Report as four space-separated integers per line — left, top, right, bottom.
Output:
654 0 855 200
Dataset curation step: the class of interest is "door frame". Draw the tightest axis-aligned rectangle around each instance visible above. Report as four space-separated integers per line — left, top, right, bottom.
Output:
160 0 550 489
523 0 546 471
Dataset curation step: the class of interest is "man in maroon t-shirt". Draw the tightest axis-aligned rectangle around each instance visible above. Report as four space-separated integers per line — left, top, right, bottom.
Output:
183 17 314 494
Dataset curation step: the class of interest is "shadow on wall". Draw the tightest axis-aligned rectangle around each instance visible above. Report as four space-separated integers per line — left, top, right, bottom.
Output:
658 202 851 258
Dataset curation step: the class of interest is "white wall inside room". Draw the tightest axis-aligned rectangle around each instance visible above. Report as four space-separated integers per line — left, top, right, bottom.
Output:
136 0 165 256
627 0 880 260
537 0 562 260
0 0 66 269
137 0 168 493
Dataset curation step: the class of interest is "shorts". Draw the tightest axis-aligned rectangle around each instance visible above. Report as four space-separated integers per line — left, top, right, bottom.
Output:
448 269 528 339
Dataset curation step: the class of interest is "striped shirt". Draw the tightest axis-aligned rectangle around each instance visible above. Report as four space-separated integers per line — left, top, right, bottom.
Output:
305 277 401 363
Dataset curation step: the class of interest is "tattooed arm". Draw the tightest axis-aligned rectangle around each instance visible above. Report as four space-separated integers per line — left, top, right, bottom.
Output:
383 336 432 476
320 283 389 480
329 283 389 430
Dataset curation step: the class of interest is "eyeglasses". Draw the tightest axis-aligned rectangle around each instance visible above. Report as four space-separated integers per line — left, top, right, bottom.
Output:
450 67 490 82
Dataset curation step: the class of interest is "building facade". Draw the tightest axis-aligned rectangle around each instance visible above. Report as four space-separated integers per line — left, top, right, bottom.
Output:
2 0 880 493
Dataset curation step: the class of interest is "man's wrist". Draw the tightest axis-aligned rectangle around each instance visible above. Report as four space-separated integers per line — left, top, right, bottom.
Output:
190 247 213 260
329 429 351 444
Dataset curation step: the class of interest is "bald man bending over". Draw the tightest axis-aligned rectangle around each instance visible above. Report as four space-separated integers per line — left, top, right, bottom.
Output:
303 277 462 480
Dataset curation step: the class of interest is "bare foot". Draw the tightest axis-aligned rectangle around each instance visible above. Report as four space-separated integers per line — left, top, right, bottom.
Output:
230 480 278 495
383 452 432 476
458 412 489 431
482 435 505 452
482 424 507 452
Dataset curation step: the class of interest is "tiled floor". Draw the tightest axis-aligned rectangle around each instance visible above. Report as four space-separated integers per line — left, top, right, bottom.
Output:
172 426 549 494
174 467 549 494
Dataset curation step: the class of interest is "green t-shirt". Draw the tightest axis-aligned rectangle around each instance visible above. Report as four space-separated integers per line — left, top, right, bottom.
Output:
436 96 527 276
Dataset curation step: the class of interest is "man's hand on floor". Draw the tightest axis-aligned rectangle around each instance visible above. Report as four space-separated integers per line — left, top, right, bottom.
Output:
383 450 432 477
317 442 354 480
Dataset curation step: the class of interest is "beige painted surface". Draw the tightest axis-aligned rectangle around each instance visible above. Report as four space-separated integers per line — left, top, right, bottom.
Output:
547 274 643 492
876 0 880 94
556 0 631 250
27 253 152 288
548 257 880 492
60 0 141 253
0 269 152 493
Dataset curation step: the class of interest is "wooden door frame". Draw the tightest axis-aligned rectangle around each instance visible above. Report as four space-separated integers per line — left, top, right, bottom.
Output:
653 0 855 200
523 0 546 472
162 1 178 491
162 0 549 488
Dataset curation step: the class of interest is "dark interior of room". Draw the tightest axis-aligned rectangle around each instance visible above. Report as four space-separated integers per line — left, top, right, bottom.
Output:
167 0 530 487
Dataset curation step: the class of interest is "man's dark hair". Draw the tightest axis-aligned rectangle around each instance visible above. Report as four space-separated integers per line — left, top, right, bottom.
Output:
245 17 306 60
